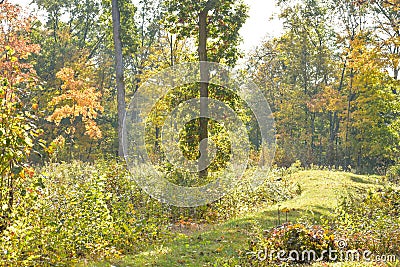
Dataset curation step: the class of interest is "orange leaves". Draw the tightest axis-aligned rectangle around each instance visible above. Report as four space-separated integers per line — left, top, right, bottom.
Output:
308 86 346 113
84 119 103 140
0 2 40 89
47 65 104 140
381 0 400 10
21 167 35 179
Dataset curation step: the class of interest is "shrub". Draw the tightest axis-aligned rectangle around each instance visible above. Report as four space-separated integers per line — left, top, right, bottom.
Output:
182 167 301 223
0 77 40 232
333 187 400 257
245 222 337 265
0 161 170 266
386 164 400 184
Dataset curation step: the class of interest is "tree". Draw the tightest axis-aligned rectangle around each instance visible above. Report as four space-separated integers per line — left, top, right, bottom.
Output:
0 0 40 230
164 0 248 179
345 35 400 169
198 0 219 179
251 0 337 166
46 58 104 158
371 0 400 80
32 0 113 159
111 0 126 158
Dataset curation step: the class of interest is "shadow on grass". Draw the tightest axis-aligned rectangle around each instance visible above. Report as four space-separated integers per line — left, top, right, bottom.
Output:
349 175 377 185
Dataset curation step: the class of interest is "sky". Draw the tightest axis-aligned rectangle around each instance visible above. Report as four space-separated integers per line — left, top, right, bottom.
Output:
239 0 282 52
11 0 283 53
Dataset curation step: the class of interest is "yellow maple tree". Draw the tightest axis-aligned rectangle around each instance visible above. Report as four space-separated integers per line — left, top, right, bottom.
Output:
47 59 104 140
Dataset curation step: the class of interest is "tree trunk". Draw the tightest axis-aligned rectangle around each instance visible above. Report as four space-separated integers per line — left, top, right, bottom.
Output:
198 10 209 180
345 68 354 168
111 0 126 158
329 60 347 166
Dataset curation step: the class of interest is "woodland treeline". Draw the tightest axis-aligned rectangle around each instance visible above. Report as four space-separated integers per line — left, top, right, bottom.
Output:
1 0 400 188
249 0 400 172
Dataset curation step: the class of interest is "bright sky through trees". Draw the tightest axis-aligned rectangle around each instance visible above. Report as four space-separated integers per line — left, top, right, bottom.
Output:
12 0 282 53
239 0 282 52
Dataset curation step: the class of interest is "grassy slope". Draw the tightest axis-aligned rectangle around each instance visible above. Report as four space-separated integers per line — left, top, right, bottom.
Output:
88 170 384 267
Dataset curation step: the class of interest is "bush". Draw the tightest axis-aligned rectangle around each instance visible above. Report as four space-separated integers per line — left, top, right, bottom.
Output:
0 77 40 232
333 187 400 257
0 161 169 266
245 222 337 265
386 164 400 184
198 167 301 222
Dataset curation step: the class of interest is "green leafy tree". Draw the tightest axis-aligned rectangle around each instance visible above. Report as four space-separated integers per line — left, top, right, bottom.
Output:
163 0 248 179
0 1 41 231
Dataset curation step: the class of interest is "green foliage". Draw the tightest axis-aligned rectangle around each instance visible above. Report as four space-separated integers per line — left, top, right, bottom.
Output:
143 82 262 187
0 77 40 232
163 0 249 66
248 0 400 172
0 160 301 265
333 187 400 256
31 0 119 160
3 0 400 265
0 161 169 265
197 167 301 222
386 164 400 184
239 171 399 266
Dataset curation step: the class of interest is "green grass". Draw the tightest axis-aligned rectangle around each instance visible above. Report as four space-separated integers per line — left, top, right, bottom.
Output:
83 170 386 267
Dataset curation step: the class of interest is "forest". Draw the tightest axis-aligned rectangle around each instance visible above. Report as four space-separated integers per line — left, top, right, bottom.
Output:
0 0 399 266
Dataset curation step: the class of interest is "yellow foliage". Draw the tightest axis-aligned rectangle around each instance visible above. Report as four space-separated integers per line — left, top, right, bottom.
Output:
47 61 104 140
